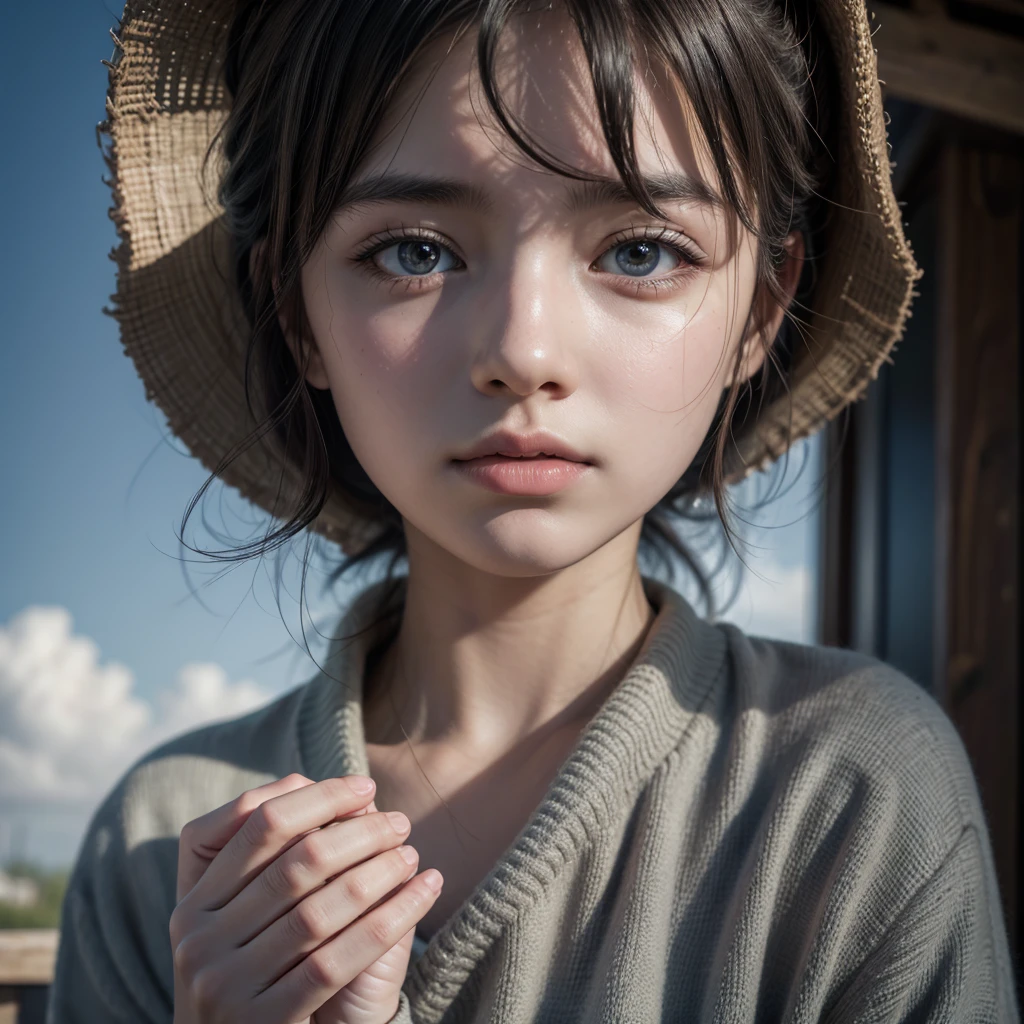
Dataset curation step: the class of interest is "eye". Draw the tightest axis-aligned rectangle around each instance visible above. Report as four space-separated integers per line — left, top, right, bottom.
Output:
375 238 460 277
597 238 681 277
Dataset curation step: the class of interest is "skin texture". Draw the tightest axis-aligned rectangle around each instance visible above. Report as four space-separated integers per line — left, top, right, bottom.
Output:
286 4 803 856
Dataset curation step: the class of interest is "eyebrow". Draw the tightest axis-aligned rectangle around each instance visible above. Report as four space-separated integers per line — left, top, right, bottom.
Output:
333 171 723 217
335 174 495 215
564 174 723 215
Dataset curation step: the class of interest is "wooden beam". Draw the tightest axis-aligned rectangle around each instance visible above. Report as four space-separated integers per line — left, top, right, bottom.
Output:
956 0 1024 22
819 415 856 649
907 0 946 17
0 931 57 987
870 1 1024 135
934 143 1021 962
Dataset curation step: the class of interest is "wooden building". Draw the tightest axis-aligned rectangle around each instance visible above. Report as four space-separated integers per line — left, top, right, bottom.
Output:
821 0 1023 999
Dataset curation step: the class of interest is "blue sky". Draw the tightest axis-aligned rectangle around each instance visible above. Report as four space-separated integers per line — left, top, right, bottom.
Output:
1 2 339 688
0 0 823 868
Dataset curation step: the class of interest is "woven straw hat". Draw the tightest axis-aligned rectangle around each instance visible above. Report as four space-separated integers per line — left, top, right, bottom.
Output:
99 0 921 556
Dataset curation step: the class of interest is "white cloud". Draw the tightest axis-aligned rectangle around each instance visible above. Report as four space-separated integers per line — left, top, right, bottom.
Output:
0 606 273 805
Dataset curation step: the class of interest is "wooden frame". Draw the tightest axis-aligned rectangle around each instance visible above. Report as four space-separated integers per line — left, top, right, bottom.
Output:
0 931 57 1024
933 138 1021 958
822 101 1022 987
871 0 1024 135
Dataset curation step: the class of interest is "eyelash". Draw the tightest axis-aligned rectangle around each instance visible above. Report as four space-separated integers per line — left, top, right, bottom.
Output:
603 225 708 296
348 222 707 298
352 226 464 294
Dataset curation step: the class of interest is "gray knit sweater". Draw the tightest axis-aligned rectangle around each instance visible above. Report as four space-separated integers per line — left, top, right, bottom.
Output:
47 576 1019 1023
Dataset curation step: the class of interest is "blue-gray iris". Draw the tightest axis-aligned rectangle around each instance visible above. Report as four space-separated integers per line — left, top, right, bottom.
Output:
610 242 659 278
398 240 441 274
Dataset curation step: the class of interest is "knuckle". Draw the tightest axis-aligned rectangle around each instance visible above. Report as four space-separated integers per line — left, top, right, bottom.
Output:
403 881 429 915
299 831 332 874
260 856 304 901
191 965 224 1012
236 811 268 853
249 799 288 836
173 932 205 982
340 870 372 906
289 897 330 942
234 791 262 819
302 947 344 990
365 909 400 947
168 905 192 948
240 804 285 852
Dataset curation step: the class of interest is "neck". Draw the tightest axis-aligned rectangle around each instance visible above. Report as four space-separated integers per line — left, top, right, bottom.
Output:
362 523 656 760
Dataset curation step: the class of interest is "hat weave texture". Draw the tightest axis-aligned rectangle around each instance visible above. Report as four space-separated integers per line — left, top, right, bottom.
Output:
99 0 921 555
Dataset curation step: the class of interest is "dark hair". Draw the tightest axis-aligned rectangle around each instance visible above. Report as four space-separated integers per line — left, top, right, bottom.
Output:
183 0 838 651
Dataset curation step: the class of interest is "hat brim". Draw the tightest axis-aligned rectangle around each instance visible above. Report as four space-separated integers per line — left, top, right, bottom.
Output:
100 0 921 554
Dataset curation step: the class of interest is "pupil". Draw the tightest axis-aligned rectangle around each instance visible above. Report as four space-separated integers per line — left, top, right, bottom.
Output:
616 240 658 277
398 240 440 275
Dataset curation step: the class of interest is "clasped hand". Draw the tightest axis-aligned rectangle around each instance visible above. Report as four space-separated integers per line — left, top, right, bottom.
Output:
169 773 443 1023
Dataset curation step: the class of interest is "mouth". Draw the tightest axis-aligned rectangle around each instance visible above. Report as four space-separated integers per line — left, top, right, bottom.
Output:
453 452 584 463
452 431 592 465
450 453 592 495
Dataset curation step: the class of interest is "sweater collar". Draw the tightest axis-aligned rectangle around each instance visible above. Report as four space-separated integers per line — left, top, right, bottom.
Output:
297 573 727 1005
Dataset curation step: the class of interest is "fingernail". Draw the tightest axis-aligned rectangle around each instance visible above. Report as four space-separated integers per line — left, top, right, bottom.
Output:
387 811 410 833
348 776 375 794
423 869 443 893
397 845 418 865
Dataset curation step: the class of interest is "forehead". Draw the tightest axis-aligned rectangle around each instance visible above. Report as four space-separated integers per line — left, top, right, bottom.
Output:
351 6 721 213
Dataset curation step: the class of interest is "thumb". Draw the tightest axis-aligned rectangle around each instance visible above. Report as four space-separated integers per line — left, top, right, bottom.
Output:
313 926 416 1024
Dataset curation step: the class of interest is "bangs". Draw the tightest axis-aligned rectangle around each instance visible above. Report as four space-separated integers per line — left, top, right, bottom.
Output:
221 0 828 279
212 0 837 609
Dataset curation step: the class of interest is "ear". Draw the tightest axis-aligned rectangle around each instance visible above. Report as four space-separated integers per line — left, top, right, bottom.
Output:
724 230 806 389
249 240 331 390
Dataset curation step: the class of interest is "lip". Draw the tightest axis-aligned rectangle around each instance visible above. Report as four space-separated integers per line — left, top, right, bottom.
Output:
451 455 591 495
451 429 592 464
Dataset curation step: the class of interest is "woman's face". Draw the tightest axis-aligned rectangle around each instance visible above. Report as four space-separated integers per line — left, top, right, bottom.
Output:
294 9 796 578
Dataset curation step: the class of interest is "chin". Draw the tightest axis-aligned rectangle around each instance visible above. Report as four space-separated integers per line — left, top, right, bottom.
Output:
454 509 634 581
421 508 605 578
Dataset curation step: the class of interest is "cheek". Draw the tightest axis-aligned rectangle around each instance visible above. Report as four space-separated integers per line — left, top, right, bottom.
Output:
327 335 423 441
303 247 425 391
588 286 738 482
304 294 452 491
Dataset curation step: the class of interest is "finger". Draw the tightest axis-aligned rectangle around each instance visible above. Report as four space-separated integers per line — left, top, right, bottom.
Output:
215 809 410 944
268 799 379 891
177 773 314 902
320 796 376 823
188 776 378 911
236 843 420 988
313 925 417 1020
362 836 414 916
251 868 442 1022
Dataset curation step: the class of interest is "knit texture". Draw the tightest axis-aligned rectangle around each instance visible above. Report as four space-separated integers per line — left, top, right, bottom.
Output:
47 576 1019 1023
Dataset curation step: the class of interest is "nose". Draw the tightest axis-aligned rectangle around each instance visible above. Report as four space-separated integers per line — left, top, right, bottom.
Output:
468 247 581 400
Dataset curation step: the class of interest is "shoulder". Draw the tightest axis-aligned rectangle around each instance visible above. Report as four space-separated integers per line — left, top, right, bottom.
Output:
714 621 985 850
66 679 310 905
690 625 1019 1021
106 679 311 852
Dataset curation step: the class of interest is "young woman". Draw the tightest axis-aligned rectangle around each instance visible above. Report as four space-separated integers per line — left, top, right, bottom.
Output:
49 0 1017 1021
